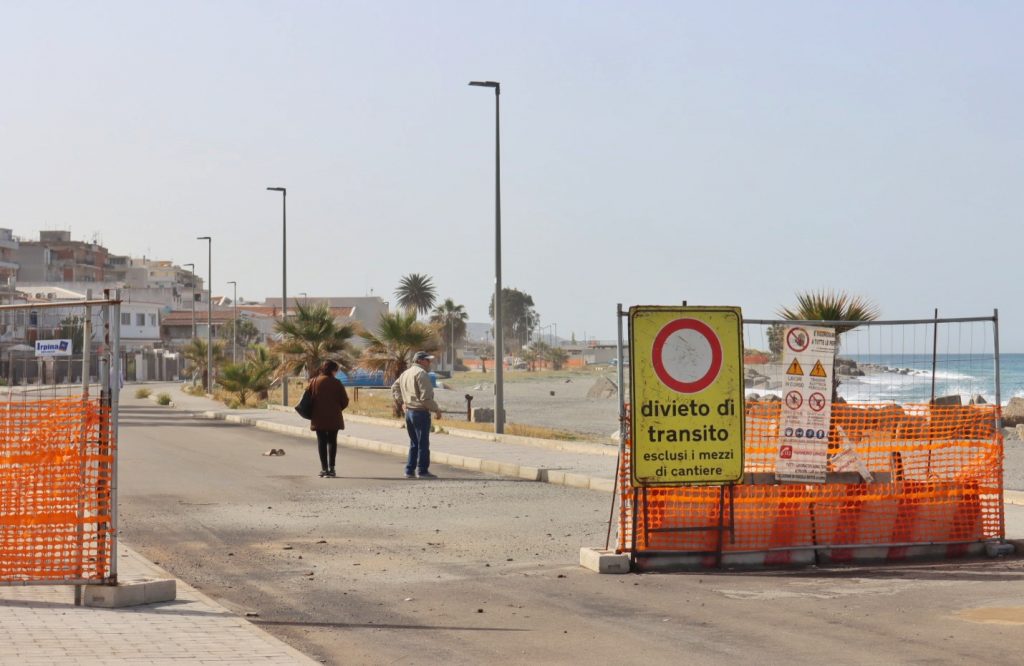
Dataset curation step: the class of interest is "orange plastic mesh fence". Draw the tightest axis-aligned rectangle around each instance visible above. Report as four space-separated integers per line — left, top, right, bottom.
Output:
0 398 114 583
618 402 1003 554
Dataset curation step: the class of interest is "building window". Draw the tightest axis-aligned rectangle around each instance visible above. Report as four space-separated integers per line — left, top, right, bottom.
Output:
121 313 131 326
136 313 145 326
149 314 157 327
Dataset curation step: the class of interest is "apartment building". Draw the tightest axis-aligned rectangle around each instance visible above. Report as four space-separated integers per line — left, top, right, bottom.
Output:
15 230 108 282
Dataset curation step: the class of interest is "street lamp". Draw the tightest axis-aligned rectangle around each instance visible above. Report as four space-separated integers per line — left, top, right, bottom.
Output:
183 263 196 341
469 79 504 434
197 237 212 392
227 281 237 363
267 186 288 405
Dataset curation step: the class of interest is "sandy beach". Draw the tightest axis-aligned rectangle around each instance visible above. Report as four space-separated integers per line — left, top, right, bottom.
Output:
435 368 622 441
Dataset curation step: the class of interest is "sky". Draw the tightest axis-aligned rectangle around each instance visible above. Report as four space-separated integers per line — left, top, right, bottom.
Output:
2 1 1022 348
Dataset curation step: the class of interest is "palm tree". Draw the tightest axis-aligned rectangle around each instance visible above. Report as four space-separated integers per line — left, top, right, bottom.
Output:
181 338 225 388
527 341 551 371
777 289 880 400
395 273 437 316
273 301 355 382
429 298 468 367
358 310 440 384
246 344 280 400
478 346 492 374
216 352 275 406
776 290 880 336
544 346 569 371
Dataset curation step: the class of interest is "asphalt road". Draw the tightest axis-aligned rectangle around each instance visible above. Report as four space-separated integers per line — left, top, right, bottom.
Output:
117 397 1024 665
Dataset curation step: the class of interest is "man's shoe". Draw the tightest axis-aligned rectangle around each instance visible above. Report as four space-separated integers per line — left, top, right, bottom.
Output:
404 472 416 479
417 471 438 479
319 470 328 477
326 469 336 478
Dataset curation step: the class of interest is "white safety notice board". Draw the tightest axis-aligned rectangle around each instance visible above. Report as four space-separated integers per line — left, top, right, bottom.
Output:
775 326 835 483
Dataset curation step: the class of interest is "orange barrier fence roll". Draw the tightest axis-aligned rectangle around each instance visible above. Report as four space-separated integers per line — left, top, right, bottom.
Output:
0 398 115 583
618 402 1003 561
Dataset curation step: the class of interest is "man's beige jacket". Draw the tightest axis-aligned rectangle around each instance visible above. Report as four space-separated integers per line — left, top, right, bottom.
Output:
391 363 440 413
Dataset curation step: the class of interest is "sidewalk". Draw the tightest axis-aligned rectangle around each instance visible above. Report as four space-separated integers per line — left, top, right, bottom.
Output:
0 543 316 665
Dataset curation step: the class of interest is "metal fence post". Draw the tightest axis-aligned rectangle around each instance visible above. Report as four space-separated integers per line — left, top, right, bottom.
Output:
110 291 121 582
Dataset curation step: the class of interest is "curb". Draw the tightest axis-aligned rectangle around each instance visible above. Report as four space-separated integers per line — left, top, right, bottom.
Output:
195 410 617 493
266 404 620 457
144 392 175 408
1005 489 1024 506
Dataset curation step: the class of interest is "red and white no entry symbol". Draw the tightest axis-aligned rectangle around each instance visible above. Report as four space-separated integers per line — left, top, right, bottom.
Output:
651 318 723 393
786 327 810 353
808 392 826 412
785 390 803 410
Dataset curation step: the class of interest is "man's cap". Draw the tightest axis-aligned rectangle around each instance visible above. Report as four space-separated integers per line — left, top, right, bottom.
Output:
413 351 434 362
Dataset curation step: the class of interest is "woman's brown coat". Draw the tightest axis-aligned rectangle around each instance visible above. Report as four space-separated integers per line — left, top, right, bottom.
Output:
307 373 349 431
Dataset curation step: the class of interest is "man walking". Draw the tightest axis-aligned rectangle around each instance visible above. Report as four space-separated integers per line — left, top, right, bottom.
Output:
392 351 442 479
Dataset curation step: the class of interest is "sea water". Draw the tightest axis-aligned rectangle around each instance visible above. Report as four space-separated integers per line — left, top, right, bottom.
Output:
838 353 1024 405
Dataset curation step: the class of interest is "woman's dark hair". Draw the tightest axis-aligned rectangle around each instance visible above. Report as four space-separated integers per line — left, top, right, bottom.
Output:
319 360 340 376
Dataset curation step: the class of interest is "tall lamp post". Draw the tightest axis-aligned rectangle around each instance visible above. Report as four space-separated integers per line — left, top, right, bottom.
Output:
469 79 504 434
183 263 197 340
227 281 238 363
267 186 288 405
196 237 212 392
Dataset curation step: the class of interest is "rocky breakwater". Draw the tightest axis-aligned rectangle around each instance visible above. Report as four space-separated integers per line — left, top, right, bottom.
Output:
744 357 866 392
744 365 779 391
834 358 867 377
1002 398 1024 442
1003 397 1024 426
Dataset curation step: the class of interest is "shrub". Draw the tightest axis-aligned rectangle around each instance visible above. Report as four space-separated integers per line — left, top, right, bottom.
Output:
156 393 172 406
135 388 152 399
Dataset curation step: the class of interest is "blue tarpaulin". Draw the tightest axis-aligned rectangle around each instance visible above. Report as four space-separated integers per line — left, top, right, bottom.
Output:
336 369 437 387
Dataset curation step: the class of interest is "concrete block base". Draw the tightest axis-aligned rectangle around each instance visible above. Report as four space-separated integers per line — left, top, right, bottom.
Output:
84 578 177 608
471 407 494 423
580 547 630 574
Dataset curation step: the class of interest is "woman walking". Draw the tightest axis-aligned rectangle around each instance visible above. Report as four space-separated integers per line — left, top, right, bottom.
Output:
307 360 349 478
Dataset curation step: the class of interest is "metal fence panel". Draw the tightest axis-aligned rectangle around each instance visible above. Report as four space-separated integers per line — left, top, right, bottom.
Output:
0 296 120 585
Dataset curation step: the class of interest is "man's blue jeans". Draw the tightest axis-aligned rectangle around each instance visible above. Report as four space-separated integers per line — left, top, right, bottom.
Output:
405 409 431 475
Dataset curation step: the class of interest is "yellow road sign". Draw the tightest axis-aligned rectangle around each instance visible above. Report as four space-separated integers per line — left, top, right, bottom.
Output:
810 360 828 378
628 306 745 487
786 359 804 376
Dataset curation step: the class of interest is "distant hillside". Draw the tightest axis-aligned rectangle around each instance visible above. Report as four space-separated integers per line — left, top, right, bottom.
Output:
465 322 491 342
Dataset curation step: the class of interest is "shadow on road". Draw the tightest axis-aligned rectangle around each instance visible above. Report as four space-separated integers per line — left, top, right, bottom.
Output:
251 619 527 632
690 558 1024 582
